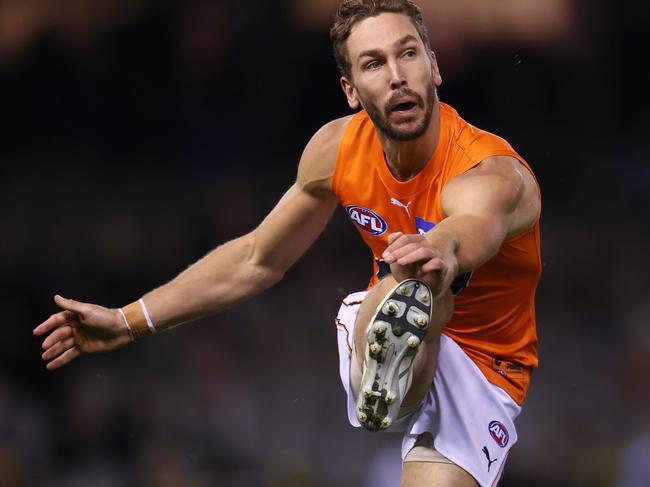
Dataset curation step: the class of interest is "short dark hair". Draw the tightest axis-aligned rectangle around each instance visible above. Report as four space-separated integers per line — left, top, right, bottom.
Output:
330 0 431 79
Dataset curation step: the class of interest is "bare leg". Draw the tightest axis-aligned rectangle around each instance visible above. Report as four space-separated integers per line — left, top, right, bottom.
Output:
401 462 479 487
351 276 453 419
401 433 479 486
351 278 476 484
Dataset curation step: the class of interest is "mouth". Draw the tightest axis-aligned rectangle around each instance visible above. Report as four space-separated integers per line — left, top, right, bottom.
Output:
388 99 420 122
387 93 421 118
391 101 418 113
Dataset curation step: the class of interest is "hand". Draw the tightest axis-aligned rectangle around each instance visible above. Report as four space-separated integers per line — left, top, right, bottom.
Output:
33 295 132 370
382 232 458 298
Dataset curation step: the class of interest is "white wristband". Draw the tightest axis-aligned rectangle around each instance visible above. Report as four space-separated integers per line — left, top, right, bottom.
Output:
139 298 157 334
118 308 134 342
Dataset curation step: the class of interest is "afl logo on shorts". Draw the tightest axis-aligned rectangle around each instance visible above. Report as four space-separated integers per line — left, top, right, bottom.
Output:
347 206 387 236
488 421 509 448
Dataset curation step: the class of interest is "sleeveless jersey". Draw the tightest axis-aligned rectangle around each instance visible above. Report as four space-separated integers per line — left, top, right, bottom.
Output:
331 103 541 405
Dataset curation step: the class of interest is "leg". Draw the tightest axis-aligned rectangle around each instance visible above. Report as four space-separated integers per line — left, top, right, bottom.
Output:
401 433 479 486
401 462 479 487
351 276 453 429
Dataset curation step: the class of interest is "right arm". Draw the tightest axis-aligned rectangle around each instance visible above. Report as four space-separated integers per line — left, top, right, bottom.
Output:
146 175 337 330
34 116 352 369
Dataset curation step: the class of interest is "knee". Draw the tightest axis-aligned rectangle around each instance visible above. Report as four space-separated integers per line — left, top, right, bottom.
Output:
352 277 401 364
354 277 400 332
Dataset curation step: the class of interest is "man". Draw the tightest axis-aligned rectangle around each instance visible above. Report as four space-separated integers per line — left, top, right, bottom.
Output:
34 1 541 485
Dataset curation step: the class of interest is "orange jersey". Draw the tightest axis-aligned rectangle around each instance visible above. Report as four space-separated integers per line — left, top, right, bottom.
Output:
331 103 541 405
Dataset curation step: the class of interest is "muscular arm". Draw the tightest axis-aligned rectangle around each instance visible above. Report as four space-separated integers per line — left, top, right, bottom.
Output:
145 183 336 329
383 156 540 294
34 116 351 368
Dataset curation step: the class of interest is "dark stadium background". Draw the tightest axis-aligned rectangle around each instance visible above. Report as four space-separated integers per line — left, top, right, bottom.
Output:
1 1 648 486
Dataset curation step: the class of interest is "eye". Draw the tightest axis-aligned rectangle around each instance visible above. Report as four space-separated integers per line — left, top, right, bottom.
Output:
403 49 417 59
365 60 383 71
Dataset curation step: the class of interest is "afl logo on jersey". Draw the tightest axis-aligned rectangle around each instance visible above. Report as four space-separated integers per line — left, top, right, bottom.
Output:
347 206 387 236
488 421 509 448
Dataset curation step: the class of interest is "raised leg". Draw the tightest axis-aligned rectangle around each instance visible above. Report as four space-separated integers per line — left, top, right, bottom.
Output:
351 276 453 430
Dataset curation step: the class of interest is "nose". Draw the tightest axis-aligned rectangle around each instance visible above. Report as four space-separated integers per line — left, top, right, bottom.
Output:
388 62 406 90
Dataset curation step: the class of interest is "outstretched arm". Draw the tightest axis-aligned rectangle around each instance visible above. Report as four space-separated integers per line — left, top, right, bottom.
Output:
33 117 350 369
383 156 540 296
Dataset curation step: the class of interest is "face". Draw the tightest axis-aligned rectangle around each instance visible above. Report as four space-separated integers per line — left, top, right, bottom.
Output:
341 13 442 141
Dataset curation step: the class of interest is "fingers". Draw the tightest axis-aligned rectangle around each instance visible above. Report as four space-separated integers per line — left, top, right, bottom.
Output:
35 295 96 371
382 233 450 290
384 232 409 261
53 295 90 317
42 325 73 350
33 310 71 336
41 324 76 367
34 295 89 337
387 232 403 245
384 238 446 269
42 337 75 361
46 347 81 371
389 244 437 266
383 233 423 263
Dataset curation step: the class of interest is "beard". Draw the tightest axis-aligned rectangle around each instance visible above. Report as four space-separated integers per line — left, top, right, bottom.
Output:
361 82 436 142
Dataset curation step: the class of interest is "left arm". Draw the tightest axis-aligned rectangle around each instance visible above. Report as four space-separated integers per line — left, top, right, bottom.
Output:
382 156 540 296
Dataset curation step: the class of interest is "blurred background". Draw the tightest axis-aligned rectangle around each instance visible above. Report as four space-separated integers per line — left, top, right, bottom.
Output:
1 0 648 485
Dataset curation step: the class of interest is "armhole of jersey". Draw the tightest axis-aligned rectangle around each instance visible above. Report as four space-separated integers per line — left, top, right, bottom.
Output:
513 157 542 224
501 153 542 242
436 148 540 231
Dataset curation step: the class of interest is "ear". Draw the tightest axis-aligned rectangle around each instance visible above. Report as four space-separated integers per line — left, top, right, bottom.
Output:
340 76 361 110
430 51 443 87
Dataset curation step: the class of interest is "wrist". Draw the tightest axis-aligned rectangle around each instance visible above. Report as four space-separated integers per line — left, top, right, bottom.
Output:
120 298 158 340
424 227 460 272
117 308 134 342
424 228 458 261
423 228 460 286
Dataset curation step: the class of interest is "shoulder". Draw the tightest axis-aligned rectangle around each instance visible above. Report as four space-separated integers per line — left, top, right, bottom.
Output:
297 115 355 197
447 156 525 187
442 156 540 234
442 104 516 160
442 156 524 210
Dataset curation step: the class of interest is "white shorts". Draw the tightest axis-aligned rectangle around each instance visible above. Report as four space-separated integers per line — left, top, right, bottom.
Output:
335 292 522 487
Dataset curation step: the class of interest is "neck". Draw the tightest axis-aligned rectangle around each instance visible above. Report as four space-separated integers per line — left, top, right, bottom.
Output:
378 99 440 182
